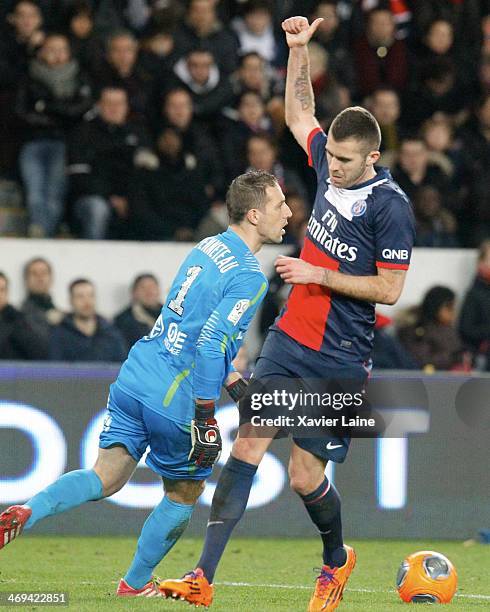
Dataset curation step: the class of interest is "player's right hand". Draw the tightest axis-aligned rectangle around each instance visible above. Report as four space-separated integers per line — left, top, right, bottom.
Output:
281 16 323 48
188 418 222 468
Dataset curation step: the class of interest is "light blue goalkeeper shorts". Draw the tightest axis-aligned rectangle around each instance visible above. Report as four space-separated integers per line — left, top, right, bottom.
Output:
99 383 211 481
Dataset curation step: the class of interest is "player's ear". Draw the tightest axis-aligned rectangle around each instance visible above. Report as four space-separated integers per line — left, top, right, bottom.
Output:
366 150 380 167
246 208 260 226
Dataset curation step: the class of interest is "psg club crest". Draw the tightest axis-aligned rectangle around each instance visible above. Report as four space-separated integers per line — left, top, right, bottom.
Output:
351 199 367 217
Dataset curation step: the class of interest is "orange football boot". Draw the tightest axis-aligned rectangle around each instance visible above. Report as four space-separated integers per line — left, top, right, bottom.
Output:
159 568 214 607
308 545 356 611
0 506 32 550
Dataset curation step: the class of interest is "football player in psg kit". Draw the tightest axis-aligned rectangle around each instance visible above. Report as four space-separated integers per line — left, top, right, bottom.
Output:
160 15 416 612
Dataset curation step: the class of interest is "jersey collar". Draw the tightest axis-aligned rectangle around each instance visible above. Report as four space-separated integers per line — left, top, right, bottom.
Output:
327 167 391 191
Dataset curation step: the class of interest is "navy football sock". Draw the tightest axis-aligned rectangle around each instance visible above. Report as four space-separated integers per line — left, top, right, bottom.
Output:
300 477 347 568
197 456 257 582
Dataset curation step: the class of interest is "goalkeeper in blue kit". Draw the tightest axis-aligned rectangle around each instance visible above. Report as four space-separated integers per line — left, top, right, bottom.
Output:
0 170 291 597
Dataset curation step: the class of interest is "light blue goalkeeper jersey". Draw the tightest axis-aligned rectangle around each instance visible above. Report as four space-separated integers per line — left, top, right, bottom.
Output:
115 228 268 425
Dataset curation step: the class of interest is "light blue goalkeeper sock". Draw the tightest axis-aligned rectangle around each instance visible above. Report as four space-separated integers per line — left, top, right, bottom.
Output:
124 496 194 589
25 469 103 529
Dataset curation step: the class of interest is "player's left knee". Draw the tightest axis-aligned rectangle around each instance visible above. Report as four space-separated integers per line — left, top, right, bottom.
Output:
288 463 322 496
289 473 314 496
164 478 205 505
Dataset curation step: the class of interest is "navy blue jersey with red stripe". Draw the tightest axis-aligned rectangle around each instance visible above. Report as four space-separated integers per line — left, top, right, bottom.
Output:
276 127 415 364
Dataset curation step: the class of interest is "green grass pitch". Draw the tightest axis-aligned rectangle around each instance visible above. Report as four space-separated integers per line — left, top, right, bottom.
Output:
1 537 489 610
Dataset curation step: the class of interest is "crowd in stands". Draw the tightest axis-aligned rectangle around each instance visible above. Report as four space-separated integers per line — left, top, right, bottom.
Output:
2 243 490 371
1 0 490 246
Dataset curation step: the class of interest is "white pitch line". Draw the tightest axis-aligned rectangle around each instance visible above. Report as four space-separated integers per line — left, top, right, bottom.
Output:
217 581 490 601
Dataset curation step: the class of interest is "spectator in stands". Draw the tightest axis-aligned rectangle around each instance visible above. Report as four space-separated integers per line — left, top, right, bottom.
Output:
459 240 490 369
114 273 162 349
369 86 403 161
230 51 275 104
49 278 126 362
0 271 46 360
246 133 308 202
392 137 452 204
371 313 417 370
402 58 470 129
412 186 459 248
93 30 155 123
309 0 357 95
410 0 481 66
397 285 466 371
0 1 45 89
127 125 209 241
16 33 93 237
353 8 408 98
171 48 234 127
63 0 105 74
139 25 178 79
194 200 229 241
0 1 45 174
458 94 490 244
231 0 278 65
412 16 476 98
173 0 240 75
67 86 157 239
220 90 272 180
420 115 459 179
21 257 63 356
159 87 224 199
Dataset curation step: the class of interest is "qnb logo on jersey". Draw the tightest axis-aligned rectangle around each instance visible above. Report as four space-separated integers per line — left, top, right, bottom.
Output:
382 249 409 260
308 216 358 262
163 322 188 355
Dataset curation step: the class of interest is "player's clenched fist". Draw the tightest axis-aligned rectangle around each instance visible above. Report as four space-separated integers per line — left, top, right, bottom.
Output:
281 16 323 48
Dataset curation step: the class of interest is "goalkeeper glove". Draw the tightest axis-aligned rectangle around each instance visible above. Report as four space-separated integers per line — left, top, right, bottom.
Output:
226 377 248 402
188 401 222 468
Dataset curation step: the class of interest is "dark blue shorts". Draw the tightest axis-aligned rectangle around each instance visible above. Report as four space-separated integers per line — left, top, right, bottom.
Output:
251 329 369 463
99 384 211 481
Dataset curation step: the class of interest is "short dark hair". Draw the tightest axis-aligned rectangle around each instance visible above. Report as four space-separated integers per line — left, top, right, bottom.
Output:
239 51 264 66
247 132 277 152
132 273 158 292
420 285 455 324
400 135 426 148
23 257 52 280
226 170 279 224
69 278 93 294
0 271 8 286
330 106 381 153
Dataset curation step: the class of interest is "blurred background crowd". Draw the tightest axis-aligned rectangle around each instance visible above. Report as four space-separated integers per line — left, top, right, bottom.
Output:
2 244 490 371
2 0 490 246
2 0 490 372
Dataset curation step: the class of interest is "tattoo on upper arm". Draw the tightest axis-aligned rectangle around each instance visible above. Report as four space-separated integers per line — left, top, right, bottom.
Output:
294 64 312 111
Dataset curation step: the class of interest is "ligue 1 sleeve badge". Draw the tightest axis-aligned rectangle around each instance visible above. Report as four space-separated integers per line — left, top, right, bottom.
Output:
351 199 367 217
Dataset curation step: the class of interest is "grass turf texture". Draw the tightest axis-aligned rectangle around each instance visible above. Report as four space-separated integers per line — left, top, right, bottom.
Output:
1 538 489 611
